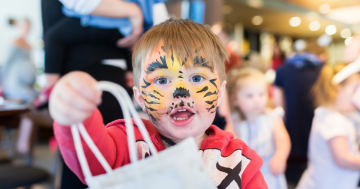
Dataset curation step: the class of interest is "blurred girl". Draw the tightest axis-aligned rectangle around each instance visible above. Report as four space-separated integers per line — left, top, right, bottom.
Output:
228 68 291 189
297 64 360 189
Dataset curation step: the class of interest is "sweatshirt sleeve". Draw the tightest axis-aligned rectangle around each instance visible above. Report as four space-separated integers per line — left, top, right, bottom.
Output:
54 108 124 184
239 140 268 189
59 0 101 15
243 170 268 189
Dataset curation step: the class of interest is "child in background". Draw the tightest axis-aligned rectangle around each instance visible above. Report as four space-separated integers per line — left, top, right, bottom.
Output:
227 68 291 189
50 18 267 188
297 64 360 189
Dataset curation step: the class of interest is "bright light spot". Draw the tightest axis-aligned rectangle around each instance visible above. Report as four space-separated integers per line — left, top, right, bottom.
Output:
294 39 306 52
341 28 352 38
319 4 330 14
289 17 301 27
265 69 276 83
252 16 263 25
222 5 233 14
309 21 320 31
325 25 337 35
317 34 332 47
211 24 222 35
247 0 263 8
345 37 353 46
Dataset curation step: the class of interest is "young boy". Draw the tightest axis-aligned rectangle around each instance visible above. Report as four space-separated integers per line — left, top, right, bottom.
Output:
50 18 267 189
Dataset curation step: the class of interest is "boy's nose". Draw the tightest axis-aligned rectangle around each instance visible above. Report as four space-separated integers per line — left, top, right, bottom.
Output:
173 87 191 99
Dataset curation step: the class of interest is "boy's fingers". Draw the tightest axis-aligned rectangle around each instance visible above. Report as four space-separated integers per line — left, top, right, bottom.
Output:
67 75 102 104
58 82 97 112
52 95 92 125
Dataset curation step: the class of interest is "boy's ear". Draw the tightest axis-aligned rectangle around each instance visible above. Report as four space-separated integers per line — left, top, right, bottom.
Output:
133 86 146 112
216 81 227 107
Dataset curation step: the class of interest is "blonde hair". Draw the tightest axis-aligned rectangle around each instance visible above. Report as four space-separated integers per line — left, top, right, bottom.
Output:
227 67 267 120
312 63 349 107
132 18 229 87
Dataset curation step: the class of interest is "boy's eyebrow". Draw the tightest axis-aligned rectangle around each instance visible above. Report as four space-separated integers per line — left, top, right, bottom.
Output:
145 55 168 73
193 56 214 72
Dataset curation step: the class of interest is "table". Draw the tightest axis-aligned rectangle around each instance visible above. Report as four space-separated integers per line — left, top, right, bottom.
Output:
0 101 29 128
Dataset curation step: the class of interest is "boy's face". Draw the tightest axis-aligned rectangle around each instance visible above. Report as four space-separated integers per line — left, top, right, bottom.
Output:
134 44 226 143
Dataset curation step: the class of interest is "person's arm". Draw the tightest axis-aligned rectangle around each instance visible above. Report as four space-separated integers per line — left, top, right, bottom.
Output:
60 0 139 17
273 86 285 109
54 109 123 183
270 117 291 176
329 136 360 170
60 0 143 47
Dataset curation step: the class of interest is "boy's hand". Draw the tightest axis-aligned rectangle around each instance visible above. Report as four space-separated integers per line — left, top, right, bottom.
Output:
49 72 102 126
270 155 287 176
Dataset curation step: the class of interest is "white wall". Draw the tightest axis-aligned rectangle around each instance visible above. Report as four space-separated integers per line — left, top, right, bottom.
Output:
0 0 43 67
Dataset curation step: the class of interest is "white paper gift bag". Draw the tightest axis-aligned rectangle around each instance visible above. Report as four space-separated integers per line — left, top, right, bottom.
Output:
71 81 216 189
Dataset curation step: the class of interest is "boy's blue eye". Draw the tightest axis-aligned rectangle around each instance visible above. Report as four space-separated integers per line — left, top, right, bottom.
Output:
191 75 204 82
155 77 170 85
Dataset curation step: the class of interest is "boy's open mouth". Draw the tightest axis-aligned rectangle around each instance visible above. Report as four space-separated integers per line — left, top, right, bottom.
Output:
170 107 195 127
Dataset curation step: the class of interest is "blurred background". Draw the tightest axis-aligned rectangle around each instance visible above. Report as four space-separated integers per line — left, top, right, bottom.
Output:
0 0 359 188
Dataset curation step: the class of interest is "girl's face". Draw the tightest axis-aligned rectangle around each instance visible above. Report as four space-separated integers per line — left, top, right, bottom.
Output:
336 74 360 113
234 79 268 118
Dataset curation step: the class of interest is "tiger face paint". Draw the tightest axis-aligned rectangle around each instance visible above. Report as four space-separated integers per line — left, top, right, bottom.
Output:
133 44 226 144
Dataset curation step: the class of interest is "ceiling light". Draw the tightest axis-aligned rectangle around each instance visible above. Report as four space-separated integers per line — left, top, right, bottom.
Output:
309 21 320 31
252 16 263 25
319 4 330 14
340 28 352 38
325 25 336 35
289 17 301 27
345 37 353 46
247 0 263 9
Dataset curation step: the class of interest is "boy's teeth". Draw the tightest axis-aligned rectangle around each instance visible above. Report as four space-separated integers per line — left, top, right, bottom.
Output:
173 117 189 121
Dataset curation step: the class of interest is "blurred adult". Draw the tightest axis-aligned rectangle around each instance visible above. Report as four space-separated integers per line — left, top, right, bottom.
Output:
273 41 326 185
2 19 36 103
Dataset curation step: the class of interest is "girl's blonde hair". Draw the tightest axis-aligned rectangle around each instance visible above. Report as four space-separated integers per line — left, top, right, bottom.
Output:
312 63 350 107
227 67 267 120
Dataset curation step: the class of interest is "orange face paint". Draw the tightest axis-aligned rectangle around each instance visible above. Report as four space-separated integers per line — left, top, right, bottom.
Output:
137 43 222 142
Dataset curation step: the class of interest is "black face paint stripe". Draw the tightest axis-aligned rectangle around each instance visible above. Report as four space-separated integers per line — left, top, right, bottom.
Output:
205 97 218 105
210 111 216 114
142 91 146 95
178 75 183 79
153 90 164 97
187 102 191 107
143 98 160 105
179 71 183 73
175 104 178 108
141 79 151 89
145 105 156 111
193 56 213 72
210 78 218 89
173 87 191 98
149 94 160 100
161 46 166 52
206 105 216 112
196 86 208 93
204 90 217 97
146 55 168 73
